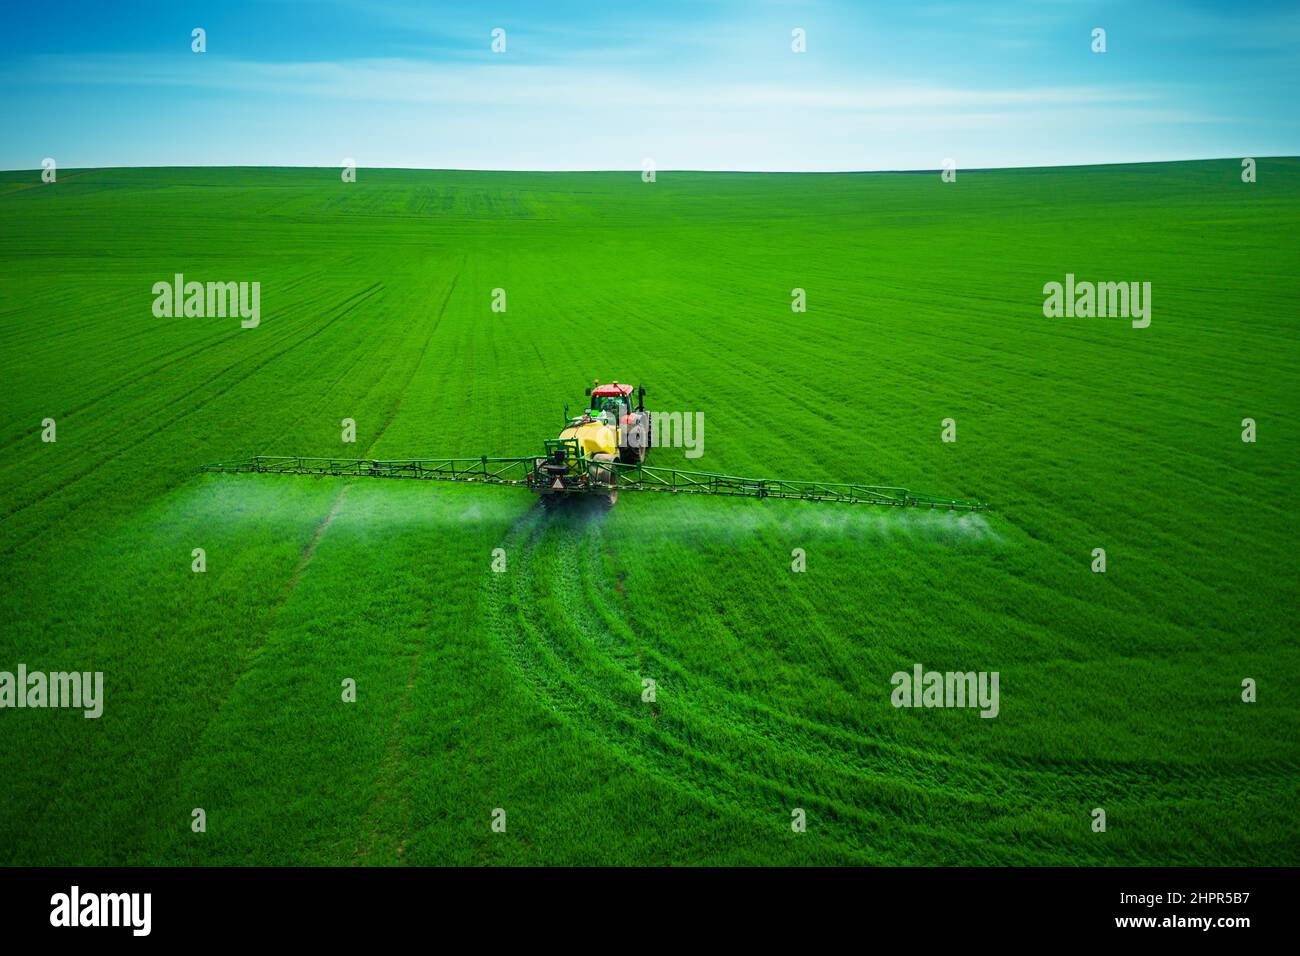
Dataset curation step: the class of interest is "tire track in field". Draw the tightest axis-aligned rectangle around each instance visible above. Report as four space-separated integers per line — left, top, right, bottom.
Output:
0 283 384 556
352 648 421 864
0 267 330 360
151 472 356 860
579 518 1299 804
150 475 357 864
0 280 380 506
482 506 1033 864
361 259 463 459
147 266 465 858
594 543 1299 806
347 262 464 862
0 272 333 454
0 280 378 488
483 505 1297 863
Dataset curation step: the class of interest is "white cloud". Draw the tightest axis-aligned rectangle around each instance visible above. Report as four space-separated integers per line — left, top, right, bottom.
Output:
23 53 1157 114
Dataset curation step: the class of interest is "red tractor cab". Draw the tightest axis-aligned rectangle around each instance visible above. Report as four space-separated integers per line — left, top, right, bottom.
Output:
584 381 651 463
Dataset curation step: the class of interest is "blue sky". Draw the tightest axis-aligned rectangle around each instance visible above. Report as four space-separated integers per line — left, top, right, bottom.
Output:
3 0 1297 170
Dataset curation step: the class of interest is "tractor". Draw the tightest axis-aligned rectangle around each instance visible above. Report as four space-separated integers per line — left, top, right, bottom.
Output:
531 381 650 507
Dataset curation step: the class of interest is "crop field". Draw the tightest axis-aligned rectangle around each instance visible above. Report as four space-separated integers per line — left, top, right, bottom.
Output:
0 160 1297 866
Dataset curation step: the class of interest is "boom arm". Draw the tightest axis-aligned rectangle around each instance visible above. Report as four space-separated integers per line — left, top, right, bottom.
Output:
201 456 987 510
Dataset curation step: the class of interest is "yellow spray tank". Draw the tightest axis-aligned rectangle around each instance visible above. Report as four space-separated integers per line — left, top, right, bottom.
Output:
556 419 621 459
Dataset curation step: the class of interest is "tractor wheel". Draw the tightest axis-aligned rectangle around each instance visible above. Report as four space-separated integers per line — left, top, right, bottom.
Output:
637 415 650 464
620 416 649 465
590 453 619 507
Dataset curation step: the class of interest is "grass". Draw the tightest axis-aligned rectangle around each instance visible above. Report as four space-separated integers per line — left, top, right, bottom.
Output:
0 160 1296 865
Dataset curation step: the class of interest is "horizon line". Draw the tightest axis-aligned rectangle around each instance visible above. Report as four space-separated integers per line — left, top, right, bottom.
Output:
3 156 1291 177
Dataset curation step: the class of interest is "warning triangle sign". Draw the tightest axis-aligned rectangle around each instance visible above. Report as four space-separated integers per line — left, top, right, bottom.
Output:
551 477 564 490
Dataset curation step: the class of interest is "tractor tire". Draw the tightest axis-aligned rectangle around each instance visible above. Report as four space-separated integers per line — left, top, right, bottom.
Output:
590 453 619 507
620 413 650 465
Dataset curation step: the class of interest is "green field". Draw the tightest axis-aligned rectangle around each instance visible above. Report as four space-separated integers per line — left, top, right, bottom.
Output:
1 161 1296 865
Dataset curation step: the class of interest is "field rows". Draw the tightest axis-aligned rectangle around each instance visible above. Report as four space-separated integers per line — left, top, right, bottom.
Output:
0 162 1296 864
